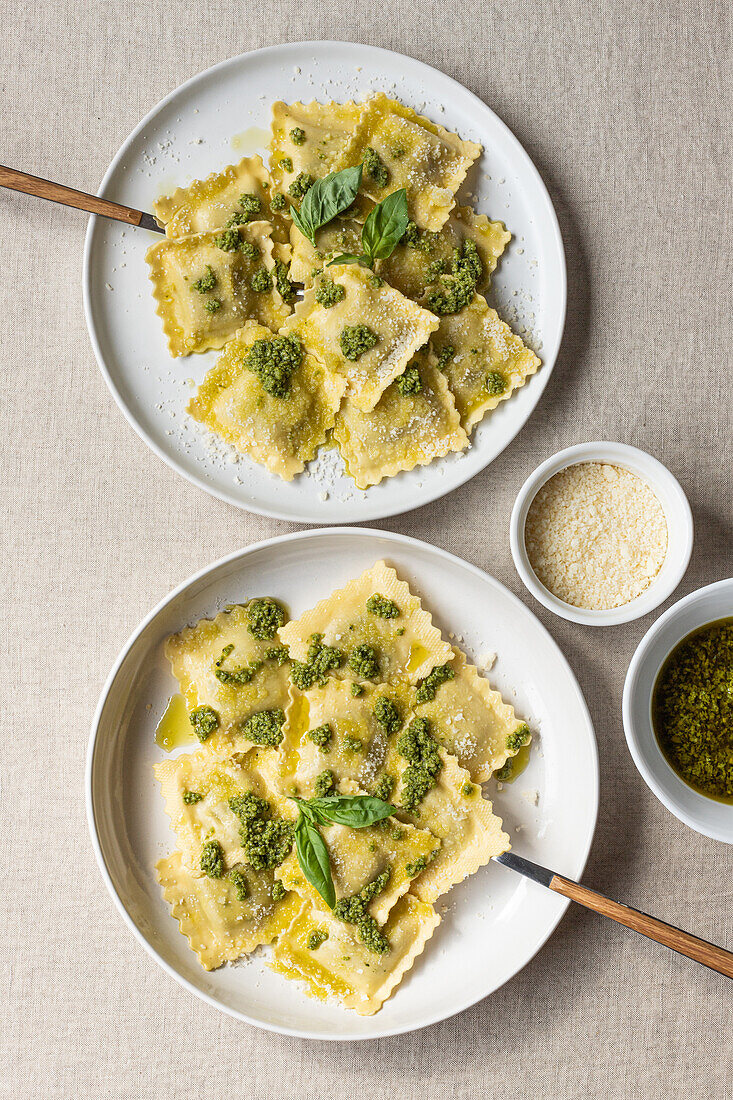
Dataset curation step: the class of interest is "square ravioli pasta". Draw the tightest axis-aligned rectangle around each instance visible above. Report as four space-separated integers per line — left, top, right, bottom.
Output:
154 746 294 874
281 265 438 412
414 647 530 782
269 99 364 204
157 851 300 970
152 154 288 242
269 893 440 1015
333 354 468 489
164 600 291 754
278 560 454 685
187 322 346 481
341 93 481 231
147 222 291 356
429 293 541 431
276 679 415 797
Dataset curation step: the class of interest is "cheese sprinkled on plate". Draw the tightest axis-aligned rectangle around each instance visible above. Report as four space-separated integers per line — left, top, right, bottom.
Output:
524 462 668 610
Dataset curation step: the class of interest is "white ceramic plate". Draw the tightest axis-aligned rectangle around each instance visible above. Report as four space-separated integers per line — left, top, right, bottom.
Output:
86 528 597 1039
83 42 566 524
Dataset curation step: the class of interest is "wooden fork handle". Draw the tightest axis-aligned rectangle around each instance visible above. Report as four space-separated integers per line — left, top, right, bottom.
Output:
551 874 733 979
0 164 149 227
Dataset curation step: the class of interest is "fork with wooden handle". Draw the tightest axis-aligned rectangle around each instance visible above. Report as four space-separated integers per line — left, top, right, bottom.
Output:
0 164 164 232
495 851 733 979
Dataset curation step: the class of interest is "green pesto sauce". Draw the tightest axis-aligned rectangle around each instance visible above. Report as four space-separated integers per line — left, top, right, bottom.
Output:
373 696 401 735
368 274 384 288
339 323 378 361
402 220 436 253
228 790 294 869
333 869 391 953
228 865 249 902
241 708 285 748
307 723 333 752
415 663 455 704
343 734 364 754
425 240 483 315
397 717 442 813
200 839 224 878
265 645 290 666
315 279 346 308
203 298 222 313
652 619 733 802
280 156 293 172
250 266 273 292
373 774 395 802
192 265 217 293
288 171 315 200
436 344 455 370
395 364 422 397
247 596 286 640
189 704 219 742
215 228 243 252
290 127 306 145
270 191 287 211
214 644 261 686
363 146 389 188
182 789 203 805
405 851 435 877
314 768 336 797
506 723 531 754
350 682 364 697
245 333 303 398
348 643 380 679
273 259 296 303
239 239 259 261
366 593 400 619
462 782 475 796
307 929 329 950
271 879 286 902
239 192 262 217
291 633 344 690
486 370 507 396
225 210 249 228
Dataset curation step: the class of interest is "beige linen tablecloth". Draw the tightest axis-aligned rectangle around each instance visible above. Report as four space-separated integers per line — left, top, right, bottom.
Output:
1 1 731 1096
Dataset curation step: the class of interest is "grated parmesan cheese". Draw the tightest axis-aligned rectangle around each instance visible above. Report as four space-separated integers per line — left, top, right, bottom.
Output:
524 462 668 610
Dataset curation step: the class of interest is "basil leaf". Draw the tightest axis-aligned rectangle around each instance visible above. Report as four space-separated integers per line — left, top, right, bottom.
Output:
293 164 363 246
308 794 397 828
294 814 336 908
361 188 409 264
326 253 369 268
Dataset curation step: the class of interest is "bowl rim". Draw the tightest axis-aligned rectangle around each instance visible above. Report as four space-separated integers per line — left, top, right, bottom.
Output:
622 577 733 843
509 441 694 626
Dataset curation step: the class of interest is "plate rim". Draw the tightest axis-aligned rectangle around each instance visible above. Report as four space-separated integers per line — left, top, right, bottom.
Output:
82 40 567 525
86 526 598 1039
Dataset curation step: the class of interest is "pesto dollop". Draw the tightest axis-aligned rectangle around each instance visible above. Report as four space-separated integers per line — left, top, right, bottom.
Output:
192 265 217 293
307 929 329 950
270 191 287 211
241 708 285 748
250 266 273 292
652 620 733 801
247 597 286 640
271 879 286 902
373 774 395 802
214 644 261 686
290 633 344 690
486 370 507 396
373 695 401 735
239 192 262 218
245 333 303 398
339 324 378 361
363 146 389 188
280 156 293 173
414 662 455 703
402 220 436 253
228 865 249 902
229 790 294 869
314 768 336 797
307 723 333 752
425 240 483 316
343 734 364 754
436 344 455 370
397 717 442 812
189 705 219 742
203 299 222 313
182 789 203 805
215 228 243 252
349 643 380 679
333 869 391 953
273 259 296 303
289 126 306 145
366 593 400 619
200 839 224 878
350 682 364 697
395 364 422 397
506 723 530 753
315 279 346 308
288 171 315 200
265 644 290 665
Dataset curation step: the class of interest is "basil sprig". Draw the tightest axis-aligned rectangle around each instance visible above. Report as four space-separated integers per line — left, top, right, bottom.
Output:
328 188 409 270
291 794 396 908
289 164 363 246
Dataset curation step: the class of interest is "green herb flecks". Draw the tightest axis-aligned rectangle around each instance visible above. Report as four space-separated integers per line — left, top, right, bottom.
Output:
290 633 344 691
348 643 380 679
363 146 389 188
339 323 378 361
250 266 273 292
192 265 217 293
414 662 455 703
373 696 401 735
189 705 219 742
333 869 391 953
397 717 442 813
182 789 203 805
395 364 422 396
229 790 294 870
307 723 333 752
244 333 303 398
425 239 483 315
366 593 400 619
241 708 285 748
307 928 329 950
315 279 346 308
200 839 224 878
228 865 249 902
247 597 286 640
506 724 531 753
486 370 507 396
289 127 306 145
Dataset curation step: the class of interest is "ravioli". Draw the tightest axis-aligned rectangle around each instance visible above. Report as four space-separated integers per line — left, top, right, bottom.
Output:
414 647 529 781
269 893 440 1014
280 265 438 411
429 293 541 430
188 322 346 480
333 355 468 488
157 850 300 970
164 602 291 753
342 93 481 231
147 222 291 356
269 100 364 203
278 559 454 684
152 155 288 242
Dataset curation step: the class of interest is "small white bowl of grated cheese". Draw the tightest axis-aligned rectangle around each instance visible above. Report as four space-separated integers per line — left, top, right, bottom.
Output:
510 442 693 626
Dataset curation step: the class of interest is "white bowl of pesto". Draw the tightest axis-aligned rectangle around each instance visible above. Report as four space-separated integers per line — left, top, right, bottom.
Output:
623 578 733 843
83 41 565 524
86 527 598 1038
